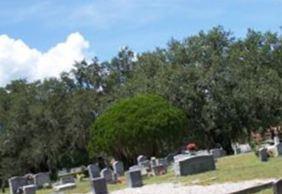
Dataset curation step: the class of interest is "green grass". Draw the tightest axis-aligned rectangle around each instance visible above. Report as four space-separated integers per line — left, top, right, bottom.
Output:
6 153 282 193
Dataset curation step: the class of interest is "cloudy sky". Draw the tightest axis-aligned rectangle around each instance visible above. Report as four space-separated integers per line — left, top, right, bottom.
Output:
0 0 281 86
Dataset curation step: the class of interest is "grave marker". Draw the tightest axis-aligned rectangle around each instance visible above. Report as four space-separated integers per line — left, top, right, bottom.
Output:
113 161 124 177
126 170 143 188
91 177 108 194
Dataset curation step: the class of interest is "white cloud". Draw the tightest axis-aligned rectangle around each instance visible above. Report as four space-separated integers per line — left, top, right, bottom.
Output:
0 32 89 86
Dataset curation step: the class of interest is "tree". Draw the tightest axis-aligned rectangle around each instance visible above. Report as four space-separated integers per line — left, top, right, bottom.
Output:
88 94 187 165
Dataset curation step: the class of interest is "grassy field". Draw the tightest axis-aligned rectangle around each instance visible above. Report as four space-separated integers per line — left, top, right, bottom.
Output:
7 153 282 193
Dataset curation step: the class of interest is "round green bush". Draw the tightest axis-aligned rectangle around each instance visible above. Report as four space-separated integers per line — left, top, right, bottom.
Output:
88 94 187 163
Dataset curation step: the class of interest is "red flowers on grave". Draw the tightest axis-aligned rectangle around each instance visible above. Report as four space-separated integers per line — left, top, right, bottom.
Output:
186 143 197 151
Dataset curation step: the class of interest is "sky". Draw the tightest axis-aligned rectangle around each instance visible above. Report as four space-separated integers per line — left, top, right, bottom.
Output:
0 0 281 86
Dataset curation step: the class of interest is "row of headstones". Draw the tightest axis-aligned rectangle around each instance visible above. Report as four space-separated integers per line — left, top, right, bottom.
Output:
91 169 143 194
132 155 169 176
9 172 50 194
88 160 124 184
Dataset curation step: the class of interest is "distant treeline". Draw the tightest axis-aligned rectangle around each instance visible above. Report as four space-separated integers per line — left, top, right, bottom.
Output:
0 26 281 180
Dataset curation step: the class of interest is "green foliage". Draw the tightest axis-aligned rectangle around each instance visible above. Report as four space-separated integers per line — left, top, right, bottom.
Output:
0 26 281 179
89 94 187 162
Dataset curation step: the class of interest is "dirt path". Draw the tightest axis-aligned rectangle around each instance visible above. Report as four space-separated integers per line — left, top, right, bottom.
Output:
111 179 275 194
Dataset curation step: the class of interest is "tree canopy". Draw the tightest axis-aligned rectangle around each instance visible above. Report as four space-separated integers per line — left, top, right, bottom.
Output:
88 94 187 164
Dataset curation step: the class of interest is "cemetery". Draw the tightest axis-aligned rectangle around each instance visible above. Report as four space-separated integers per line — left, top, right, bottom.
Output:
5 142 282 194
0 9 281 194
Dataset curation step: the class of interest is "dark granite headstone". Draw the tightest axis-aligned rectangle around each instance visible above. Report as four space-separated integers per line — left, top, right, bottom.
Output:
33 172 50 188
60 175 75 184
100 168 113 183
273 179 282 194
91 177 108 194
126 170 142 188
88 164 100 178
113 161 124 176
174 154 215 176
9 176 28 194
259 148 268 162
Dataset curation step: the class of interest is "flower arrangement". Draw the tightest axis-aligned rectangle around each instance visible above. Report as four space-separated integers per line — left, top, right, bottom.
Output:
186 143 197 151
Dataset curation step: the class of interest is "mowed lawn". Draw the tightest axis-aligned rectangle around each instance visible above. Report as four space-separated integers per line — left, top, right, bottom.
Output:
7 153 282 194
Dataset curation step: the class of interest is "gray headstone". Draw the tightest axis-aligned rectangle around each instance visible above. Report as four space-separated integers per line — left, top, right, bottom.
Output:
70 166 85 174
100 168 113 183
174 154 215 176
196 150 210 156
91 177 108 194
60 175 75 184
259 148 268 162
129 165 141 171
9 176 28 194
173 154 190 162
150 157 157 168
33 172 50 188
88 164 100 178
210 148 226 159
273 179 282 194
23 184 36 194
165 153 174 163
277 143 282 155
113 161 124 177
137 155 147 164
158 158 168 168
126 170 142 188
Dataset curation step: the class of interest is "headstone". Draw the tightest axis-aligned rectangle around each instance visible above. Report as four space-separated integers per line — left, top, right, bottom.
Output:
70 166 86 174
137 155 147 164
33 172 50 188
273 179 282 194
158 158 168 168
112 161 124 177
196 150 209 156
23 184 36 194
60 175 75 184
210 148 226 159
165 153 175 163
276 143 282 156
173 154 190 162
100 168 113 183
274 136 280 145
174 155 215 176
129 165 141 171
126 170 143 188
150 157 157 168
9 176 28 194
259 148 268 162
91 177 108 194
88 164 100 179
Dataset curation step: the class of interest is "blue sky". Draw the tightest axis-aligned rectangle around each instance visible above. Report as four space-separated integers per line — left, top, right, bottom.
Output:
0 0 281 85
